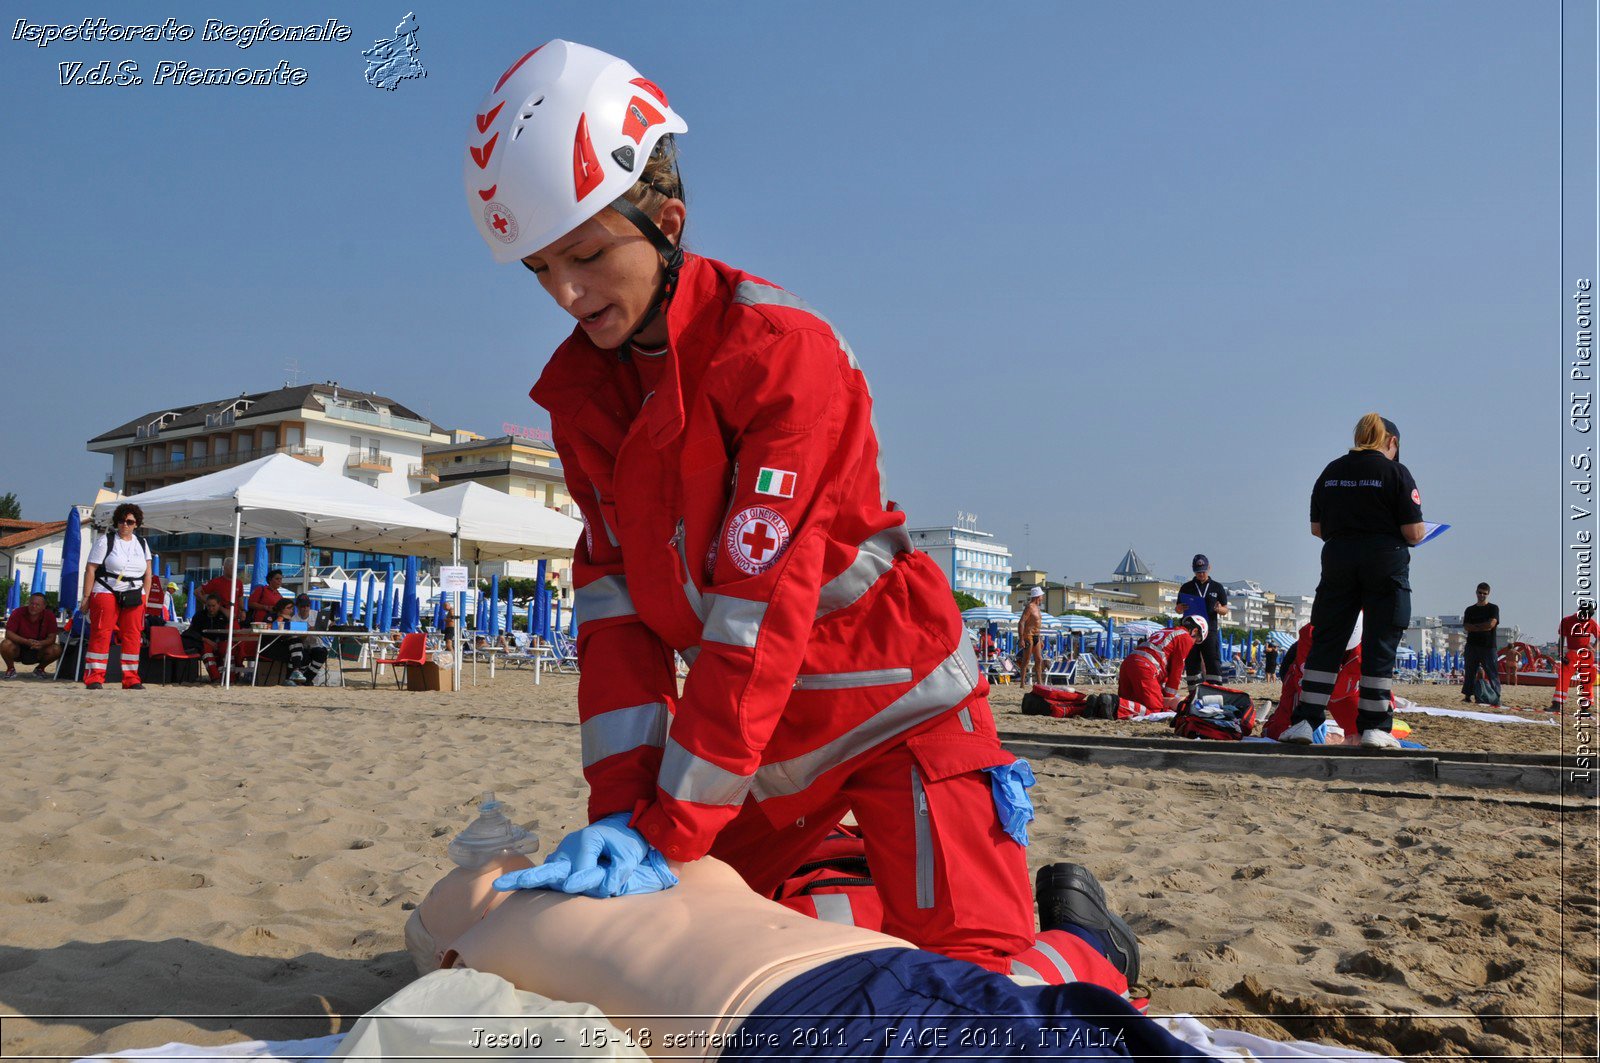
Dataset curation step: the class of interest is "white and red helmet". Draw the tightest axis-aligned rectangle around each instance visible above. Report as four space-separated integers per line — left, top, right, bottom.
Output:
1182 614 1208 643
464 40 687 264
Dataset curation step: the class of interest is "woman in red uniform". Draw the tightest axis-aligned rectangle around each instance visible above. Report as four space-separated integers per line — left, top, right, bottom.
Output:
461 41 1064 976
1116 616 1204 717
80 502 153 690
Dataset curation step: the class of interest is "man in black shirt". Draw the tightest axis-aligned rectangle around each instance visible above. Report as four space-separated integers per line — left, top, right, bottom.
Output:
1460 582 1500 704
1176 554 1229 691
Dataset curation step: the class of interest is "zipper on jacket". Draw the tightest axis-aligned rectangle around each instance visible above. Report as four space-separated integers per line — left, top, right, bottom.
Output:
911 767 934 909
671 518 706 622
706 462 739 578
792 667 914 691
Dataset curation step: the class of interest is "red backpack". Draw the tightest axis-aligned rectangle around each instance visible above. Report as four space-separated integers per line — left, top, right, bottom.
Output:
770 825 885 930
1171 683 1257 741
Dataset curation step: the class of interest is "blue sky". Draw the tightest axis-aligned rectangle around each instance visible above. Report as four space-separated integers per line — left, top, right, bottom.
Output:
0 2 1570 637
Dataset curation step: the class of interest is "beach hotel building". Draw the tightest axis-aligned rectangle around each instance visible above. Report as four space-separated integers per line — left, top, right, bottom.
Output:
907 513 1012 608
420 428 578 595
87 383 452 584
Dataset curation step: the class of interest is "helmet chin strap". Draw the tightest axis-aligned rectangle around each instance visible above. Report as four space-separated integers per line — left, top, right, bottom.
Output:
609 197 683 361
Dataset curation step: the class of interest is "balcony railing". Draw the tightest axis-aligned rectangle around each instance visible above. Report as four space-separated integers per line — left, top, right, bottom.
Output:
125 444 324 481
346 450 393 472
407 463 439 482
323 402 433 436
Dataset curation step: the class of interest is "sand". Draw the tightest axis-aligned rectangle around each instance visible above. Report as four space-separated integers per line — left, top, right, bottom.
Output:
0 669 1594 1061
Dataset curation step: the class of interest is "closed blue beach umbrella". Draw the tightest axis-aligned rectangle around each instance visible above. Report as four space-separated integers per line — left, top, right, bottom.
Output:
488 574 501 637
365 574 381 630
6 578 20 612
58 507 82 617
184 581 197 621
351 573 365 624
251 537 269 589
30 549 47 595
401 556 420 633
380 563 396 630
505 586 515 632
535 560 549 637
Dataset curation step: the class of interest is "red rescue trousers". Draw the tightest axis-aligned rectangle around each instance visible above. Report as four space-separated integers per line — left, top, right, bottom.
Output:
1116 656 1166 717
1554 650 1596 708
708 698 1037 975
86 592 144 688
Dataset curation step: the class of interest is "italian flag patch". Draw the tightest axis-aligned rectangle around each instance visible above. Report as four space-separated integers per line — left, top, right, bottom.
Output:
755 467 797 499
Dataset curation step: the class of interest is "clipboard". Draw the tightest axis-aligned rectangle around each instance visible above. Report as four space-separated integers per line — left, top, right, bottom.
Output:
1417 522 1449 546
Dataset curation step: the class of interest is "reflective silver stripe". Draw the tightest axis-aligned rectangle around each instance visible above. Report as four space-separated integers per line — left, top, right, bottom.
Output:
752 640 980 800
1360 675 1394 690
958 707 973 732
1358 697 1393 713
681 645 700 667
1010 959 1046 982
592 485 619 548
659 737 753 807
1298 688 1330 706
1131 649 1164 670
1301 668 1340 685
1030 940 1078 983
811 893 856 926
1162 686 1180 696
792 667 912 691
911 766 934 909
733 280 889 506
581 702 668 768
702 595 767 649
576 575 634 625
815 526 911 616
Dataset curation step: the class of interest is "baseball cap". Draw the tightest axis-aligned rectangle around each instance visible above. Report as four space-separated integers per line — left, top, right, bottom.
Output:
295 593 313 606
1381 417 1401 460
1191 554 1209 573
1028 586 1044 599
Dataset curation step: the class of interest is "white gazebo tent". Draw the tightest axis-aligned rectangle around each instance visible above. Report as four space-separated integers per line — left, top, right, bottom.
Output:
409 481 583 687
93 454 458 686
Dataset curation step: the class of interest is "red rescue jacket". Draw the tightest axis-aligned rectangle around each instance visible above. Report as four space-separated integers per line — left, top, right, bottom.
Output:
1123 628 1194 698
1560 613 1598 657
530 254 983 861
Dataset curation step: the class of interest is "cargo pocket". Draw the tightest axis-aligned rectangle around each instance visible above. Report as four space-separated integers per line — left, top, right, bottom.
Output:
1390 574 1413 632
905 730 1016 912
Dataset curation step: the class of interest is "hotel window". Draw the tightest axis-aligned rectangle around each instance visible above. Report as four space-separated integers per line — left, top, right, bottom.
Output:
261 428 277 449
192 440 207 458
285 425 302 446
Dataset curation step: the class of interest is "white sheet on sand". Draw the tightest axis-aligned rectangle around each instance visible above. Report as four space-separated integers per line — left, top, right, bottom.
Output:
1389 696 1558 726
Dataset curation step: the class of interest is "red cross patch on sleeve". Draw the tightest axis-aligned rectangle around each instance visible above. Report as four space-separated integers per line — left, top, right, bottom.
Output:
1411 488 1420 504
726 506 791 575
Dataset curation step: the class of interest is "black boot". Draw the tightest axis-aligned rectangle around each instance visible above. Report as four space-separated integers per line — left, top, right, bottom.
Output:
1035 862 1140 984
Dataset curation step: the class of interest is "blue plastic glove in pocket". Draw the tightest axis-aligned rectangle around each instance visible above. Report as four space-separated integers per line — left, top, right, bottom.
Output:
492 813 676 897
983 757 1037 847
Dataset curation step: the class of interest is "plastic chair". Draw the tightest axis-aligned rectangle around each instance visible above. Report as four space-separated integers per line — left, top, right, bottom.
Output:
148 626 200 685
375 631 428 689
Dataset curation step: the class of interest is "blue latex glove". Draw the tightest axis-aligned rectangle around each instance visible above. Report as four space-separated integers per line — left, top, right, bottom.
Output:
983 758 1037 847
492 813 678 898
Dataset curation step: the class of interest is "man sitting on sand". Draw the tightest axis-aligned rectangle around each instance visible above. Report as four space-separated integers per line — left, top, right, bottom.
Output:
2 592 61 679
404 853 1213 1062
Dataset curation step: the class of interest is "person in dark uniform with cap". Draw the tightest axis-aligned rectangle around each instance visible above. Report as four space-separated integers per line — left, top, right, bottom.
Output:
1175 554 1229 692
1282 413 1426 749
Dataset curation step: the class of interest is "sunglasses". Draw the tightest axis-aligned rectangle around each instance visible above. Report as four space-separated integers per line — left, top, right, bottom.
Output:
119 518 140 526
